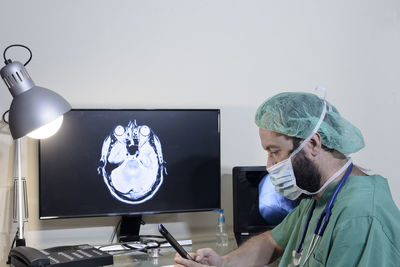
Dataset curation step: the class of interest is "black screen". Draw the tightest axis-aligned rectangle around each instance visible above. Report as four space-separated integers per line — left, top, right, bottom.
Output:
232 166 271 234
39 109 220 219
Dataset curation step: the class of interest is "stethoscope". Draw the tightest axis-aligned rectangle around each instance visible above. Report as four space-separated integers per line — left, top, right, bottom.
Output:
290 163 354 267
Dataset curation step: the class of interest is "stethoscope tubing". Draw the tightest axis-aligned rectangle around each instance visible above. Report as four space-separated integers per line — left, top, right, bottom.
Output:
295 163 354 254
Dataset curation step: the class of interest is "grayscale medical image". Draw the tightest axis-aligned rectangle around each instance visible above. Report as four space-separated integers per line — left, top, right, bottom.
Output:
98 120 167 204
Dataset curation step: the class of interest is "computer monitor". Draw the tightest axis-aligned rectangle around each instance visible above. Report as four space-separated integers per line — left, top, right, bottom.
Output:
232 166 300 246
232 166 272 245
38 109 220 241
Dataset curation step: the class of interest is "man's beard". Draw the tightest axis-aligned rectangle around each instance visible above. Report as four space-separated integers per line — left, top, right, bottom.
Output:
292 150 321 198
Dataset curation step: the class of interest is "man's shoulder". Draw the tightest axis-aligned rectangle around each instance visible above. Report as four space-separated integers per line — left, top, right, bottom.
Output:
332 175 400 255
336 174 399 219
345 174 389 197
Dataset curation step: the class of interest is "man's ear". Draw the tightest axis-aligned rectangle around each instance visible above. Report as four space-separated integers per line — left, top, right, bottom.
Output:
308 133 323 156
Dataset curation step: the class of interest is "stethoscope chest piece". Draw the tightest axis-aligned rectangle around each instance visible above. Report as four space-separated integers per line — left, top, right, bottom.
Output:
290 249 303 266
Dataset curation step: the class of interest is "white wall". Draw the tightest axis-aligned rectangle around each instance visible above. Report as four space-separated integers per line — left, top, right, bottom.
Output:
1 0 400 263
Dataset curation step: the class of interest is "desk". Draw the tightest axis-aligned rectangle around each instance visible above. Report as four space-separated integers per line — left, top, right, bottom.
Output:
106 237 237 266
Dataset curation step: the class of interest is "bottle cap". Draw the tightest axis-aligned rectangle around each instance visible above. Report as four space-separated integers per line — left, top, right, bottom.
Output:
213 209 225 223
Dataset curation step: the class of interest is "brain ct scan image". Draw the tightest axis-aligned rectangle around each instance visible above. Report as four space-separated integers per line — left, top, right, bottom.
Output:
98 120 167 204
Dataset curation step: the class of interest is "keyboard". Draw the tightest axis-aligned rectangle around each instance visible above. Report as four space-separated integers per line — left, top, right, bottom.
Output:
41 244 113 266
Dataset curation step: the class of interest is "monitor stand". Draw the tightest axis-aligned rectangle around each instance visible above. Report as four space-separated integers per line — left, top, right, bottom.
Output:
118 215 143 242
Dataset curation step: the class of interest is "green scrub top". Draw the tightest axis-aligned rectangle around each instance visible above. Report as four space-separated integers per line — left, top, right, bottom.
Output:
271 175 400 266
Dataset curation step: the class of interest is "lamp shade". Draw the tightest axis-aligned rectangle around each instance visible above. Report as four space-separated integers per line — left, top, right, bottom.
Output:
1 60 71 139
9 86 71 139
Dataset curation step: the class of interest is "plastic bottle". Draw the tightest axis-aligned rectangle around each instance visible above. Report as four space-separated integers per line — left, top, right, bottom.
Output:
215 209 228 247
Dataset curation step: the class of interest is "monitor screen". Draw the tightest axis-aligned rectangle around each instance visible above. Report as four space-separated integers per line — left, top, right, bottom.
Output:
232 166 300 246
39 109 221 219
232 166 270 234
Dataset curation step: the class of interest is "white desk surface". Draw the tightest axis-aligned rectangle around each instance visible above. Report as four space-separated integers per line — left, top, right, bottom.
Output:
105 237 237 267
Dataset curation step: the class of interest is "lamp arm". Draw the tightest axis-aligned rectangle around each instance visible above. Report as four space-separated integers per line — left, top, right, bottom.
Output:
15 138 26 246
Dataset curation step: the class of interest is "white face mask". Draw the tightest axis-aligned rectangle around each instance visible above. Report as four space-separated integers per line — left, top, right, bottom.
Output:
266 100 353 200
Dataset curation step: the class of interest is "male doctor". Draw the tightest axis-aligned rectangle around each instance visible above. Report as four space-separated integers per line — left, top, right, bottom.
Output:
175 91 400 267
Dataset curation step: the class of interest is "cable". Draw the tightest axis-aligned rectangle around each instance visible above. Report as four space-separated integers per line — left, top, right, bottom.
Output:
10 229 18 249
3 44 32 66
98 241 149 254
109 217 122 243
6 231 18 265
99 236 167 254
2 110 9 124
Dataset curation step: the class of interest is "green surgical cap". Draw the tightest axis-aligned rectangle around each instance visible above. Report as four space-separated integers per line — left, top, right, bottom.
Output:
255 92 365 154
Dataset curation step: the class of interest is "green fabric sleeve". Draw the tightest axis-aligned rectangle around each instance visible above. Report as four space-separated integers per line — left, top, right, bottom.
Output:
271 203 303 249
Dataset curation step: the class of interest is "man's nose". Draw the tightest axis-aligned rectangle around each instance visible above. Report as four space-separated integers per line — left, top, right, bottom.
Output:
266 155 275 169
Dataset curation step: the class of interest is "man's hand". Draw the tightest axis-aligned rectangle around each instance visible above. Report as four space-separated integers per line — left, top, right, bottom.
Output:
174 248 223 267
174 231 280 266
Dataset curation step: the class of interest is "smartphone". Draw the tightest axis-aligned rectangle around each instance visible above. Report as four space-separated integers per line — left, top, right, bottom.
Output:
158 223 194 260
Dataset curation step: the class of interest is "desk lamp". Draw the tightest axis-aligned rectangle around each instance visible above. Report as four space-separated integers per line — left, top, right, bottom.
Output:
1 44 71 247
